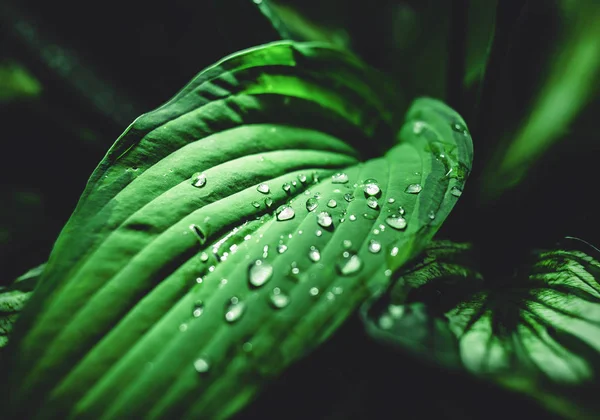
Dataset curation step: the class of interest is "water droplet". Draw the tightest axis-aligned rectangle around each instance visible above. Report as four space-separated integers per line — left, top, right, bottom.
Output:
405 184 422 194
308 246 321 262
191 172 207 188
282 183 291 193
363 179 381 196
343 239 352 249
192 301 205 318
242 342 253 352
337 252 362 276
179 323 188 332
257 183 270 194
275 205 295 221
317 211 333 228
306 197 318 212
327 199 337 208
387 198 395 204
189 224 207 244
389 304 405 318
269 287 290 309
450 186 463 197
225 297 246 323
349 214 357 221
379 315 393 329
413 121 426 134
277 244 288 254
384 269 392 277
398 206 405 215
451 122 468 135
366 196 379 209
390 246 399 257
315 230 323 237
309 287 319 296
251 201 260 208
379 224 386 231
312 172 320 183
200 252 209 262
326 292 335 301
196 277 203 284
363 213 377 220
386 215 407 230
193 358 210 373
298 174 307 183
332 286 343 295
373 229 380 235
265 197 273 208
331 172 349 184
428 210 436 220
290 262 300 276
292 180 297 187
344 193 355 202
368 240 382 253
248 260 274 287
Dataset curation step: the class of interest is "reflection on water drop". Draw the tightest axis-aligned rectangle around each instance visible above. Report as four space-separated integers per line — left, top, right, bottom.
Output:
282 183 291 193
331 172 349 184
225 297 246 323
200 252 209 262
277 244 288 254
317 211 333 228
344 193 355 202
298 174 307 183
327 199 337 208
315 230 323 237
192 301 205 318
309 287 319 296
386 215 407 230
193 358 210 373
248 260 274 287
308 246 321 262
349 214 357 221
269 287 291 309
405 184 422 194
276 205 295 221
368 239 382 253
337 252 362 275
306 197 318 212
257 183 270 194
363 179 381 196
191 172 207 188
367 196 379 209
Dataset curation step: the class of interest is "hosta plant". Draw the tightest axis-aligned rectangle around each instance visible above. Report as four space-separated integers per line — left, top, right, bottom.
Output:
1 1 599 419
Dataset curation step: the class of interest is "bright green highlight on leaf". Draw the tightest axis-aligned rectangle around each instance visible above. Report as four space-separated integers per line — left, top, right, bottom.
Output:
0 61 42 102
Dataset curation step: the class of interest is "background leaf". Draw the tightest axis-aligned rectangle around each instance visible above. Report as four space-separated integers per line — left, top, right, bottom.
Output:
2 41 472 419
362 237 600 419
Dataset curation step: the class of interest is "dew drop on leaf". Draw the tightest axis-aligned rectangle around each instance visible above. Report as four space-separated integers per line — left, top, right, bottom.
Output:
225 297 246 323
192 301 205 318
269 287 291 309
398 206 405 215
257 183 270 194
387 198 395 204
344 193 355 202
413 121 426 135
317 211 333 228
342 239 352 249
428 210 436 220
368 239 382 253
327 199 337 208
309 287 319 296
315 230 323 237
191 172 207 188
405 184 422 194
189 224 207 244
298 174 307 183
193 358 210 373
277 244 288 254
251 201 260 208
276 205 295 221
450 186 463 197
451 122 468 135
308 246 321 262
349 214 357 221
248 259 274 288
282 183 291 193
331 172 349 184
336 252 362 276
200 252 209 262
265 197 273 208
306 197 318 212
386 215 407 230
366 196 379 209
363 179 381 196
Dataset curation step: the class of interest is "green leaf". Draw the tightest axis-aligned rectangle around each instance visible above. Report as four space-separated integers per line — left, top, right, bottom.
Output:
363 237 600 418
2 41 472 419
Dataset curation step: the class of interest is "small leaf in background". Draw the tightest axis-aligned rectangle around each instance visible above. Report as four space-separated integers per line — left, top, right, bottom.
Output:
362 236 600 419
2 41 472 419
0 61 42 103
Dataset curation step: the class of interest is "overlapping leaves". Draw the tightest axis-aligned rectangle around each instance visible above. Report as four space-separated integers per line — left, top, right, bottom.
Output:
2 41 472 419
363 237 600 418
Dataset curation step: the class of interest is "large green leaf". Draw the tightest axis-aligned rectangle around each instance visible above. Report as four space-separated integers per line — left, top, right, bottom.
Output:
362 237 600 418
2 41 472 419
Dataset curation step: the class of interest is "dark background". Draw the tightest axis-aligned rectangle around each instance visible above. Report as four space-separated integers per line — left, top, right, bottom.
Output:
1 0 596 417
